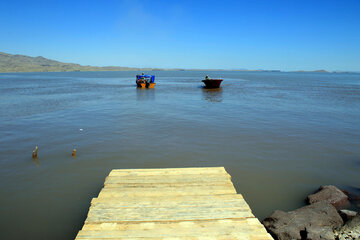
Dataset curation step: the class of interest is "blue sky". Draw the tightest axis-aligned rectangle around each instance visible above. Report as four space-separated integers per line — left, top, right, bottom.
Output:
1 0 359 71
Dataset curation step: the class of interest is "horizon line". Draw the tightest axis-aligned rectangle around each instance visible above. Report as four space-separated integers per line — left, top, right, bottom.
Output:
1 51 359 73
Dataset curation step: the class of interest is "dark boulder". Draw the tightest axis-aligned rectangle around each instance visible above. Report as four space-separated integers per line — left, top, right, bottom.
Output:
262 202 343 240
307 185 350 209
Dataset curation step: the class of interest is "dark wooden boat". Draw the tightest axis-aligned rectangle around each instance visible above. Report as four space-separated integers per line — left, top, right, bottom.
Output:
202 79 223 88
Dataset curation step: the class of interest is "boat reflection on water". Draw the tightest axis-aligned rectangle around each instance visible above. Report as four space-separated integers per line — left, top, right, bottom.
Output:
202 88 223 102
136 88 155 101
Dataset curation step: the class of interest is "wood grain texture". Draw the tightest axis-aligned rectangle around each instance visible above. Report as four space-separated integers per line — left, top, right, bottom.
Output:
75 167 273 240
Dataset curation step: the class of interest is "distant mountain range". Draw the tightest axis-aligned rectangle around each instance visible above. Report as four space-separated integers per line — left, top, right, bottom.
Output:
0 52 174 73
0 52 355 73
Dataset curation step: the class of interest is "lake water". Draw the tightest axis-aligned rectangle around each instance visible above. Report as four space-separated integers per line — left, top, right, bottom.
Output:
0 71 359 239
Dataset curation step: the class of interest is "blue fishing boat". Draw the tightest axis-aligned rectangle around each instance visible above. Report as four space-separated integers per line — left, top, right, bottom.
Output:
136 73 156 88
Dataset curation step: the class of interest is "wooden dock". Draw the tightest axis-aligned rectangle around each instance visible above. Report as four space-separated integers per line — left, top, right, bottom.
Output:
75 167 273 240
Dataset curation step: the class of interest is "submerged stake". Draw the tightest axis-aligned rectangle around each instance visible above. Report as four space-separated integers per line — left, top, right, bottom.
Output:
32 145 38 158
72 149 77 157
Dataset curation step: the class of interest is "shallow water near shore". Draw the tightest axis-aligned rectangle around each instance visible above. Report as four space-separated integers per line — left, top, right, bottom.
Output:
0 71 359 239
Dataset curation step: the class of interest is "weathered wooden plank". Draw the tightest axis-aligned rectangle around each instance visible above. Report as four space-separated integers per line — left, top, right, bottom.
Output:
91 194 244 204
97 191 235 198
81 219 266 228
97 186 236 198
109 167 227 177
76 233 272 240
104 181 233 187
86 206 253 219
99 185 236 192
90 199 248 209
76 237 272 240
85 210 254 223
77 226 269 238
81 218 264 231
103 182 235 189
76 235 272 240
82 218 265 231
77 233 269 239
104 174 231 184
110 167 226 173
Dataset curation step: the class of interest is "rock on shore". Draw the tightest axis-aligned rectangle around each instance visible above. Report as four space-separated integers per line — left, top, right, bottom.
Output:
262 185 360 240
263 201 343 240
339 210 358 222
307 185 350 209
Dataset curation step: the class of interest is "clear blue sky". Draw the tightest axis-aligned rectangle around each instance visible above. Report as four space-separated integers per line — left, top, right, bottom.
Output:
1 0 359 71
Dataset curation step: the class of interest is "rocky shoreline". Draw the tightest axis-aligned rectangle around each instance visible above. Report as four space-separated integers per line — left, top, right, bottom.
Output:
262 185 360 240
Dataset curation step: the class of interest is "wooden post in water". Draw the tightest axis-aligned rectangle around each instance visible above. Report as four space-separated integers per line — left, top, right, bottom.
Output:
32 146 38 159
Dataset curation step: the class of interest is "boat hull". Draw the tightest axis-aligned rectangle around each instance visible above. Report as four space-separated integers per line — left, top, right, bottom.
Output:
137 82 155 88
148 83 156 88
202 79 223 88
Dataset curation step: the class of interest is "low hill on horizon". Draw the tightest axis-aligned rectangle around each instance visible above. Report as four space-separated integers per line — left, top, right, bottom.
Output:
0 52 173 73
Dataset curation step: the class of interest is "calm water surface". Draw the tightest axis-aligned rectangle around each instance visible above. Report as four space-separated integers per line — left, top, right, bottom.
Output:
0 71 359 239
